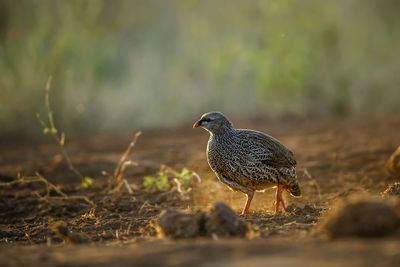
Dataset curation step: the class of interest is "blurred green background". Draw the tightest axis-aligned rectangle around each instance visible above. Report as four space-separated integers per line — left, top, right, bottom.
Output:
1 0 400 134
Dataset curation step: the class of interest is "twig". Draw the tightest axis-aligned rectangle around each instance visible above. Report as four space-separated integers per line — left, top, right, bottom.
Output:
106 131 141 193
192 172 202 183
125 223 132 235
102 170 114 191
0 173 95 207
0 177 42 187
113 132 141 184
25 233 33 245
35 172 68 198
173 178 192 195
123 179 133 194
138 200 149 214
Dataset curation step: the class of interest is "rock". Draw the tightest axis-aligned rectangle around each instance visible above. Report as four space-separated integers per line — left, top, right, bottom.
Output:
157 202 248 238
205 202 248 237
52 221 89 244
386 146 400 179
157 210 203 238
321 200 400 238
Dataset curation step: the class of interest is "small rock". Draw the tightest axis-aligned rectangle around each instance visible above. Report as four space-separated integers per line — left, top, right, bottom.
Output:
321 200 400 238
386 146 400 179
52 221 89 244
157 202 248 238
157 210 203 238
205 202 248 237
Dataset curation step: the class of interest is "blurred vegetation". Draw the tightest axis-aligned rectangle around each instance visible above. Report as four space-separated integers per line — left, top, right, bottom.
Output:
1 0 400 134
143 167 200 195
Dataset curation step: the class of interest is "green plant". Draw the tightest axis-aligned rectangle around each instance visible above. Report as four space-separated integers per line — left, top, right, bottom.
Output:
143 166 201 195
143 175 169 191
37 76 94 188
175 168 192 185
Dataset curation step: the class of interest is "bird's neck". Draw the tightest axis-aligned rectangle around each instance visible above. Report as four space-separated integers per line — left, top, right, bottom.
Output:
210 126 235 137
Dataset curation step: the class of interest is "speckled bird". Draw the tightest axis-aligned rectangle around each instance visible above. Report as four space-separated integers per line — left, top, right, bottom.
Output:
193 112 300 215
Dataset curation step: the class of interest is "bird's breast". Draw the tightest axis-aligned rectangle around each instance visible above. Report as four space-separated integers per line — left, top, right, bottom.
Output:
207 136 240 175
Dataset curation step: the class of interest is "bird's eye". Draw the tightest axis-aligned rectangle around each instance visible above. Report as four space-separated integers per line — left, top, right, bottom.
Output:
202 118 211 122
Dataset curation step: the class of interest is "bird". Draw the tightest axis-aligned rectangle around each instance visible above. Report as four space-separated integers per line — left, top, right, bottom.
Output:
193 112 300 215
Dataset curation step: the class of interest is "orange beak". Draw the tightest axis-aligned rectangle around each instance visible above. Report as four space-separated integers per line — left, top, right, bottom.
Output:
193 122 200 128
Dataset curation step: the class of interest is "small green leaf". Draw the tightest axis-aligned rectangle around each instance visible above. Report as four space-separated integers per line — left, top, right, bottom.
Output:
178 168 191 185
156 175 168 190
181 174 191 184
50 128 58 135
81 176 94 188
143 176 156 189
180 168 190 176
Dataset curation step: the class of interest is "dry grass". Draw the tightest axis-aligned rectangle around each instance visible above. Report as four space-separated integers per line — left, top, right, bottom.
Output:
102 131 141 194
0 172 95 206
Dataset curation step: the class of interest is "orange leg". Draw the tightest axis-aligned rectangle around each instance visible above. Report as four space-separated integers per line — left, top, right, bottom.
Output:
275 184 286 213
241 192 254 215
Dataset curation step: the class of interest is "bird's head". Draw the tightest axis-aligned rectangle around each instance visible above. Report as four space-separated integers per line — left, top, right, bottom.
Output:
193 112 233 134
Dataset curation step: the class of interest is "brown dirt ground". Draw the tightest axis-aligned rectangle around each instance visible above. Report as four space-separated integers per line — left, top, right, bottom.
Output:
1 116 400 266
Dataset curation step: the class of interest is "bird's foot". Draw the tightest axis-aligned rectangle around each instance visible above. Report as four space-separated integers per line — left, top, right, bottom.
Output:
274 208 287 214
241 210 252 216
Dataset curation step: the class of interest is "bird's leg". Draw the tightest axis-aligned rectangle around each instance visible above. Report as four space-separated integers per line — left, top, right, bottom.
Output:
275 185 280 213
275 184 286 213
241 191 254 215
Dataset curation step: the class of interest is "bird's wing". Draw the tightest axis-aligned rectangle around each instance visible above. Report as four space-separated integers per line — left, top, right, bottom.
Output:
238 130 296 168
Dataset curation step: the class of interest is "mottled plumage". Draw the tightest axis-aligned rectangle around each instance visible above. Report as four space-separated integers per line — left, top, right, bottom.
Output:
193 112 300 214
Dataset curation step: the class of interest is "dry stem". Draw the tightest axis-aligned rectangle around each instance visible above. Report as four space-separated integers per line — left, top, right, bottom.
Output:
0 172 95 206
104 131 141 194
